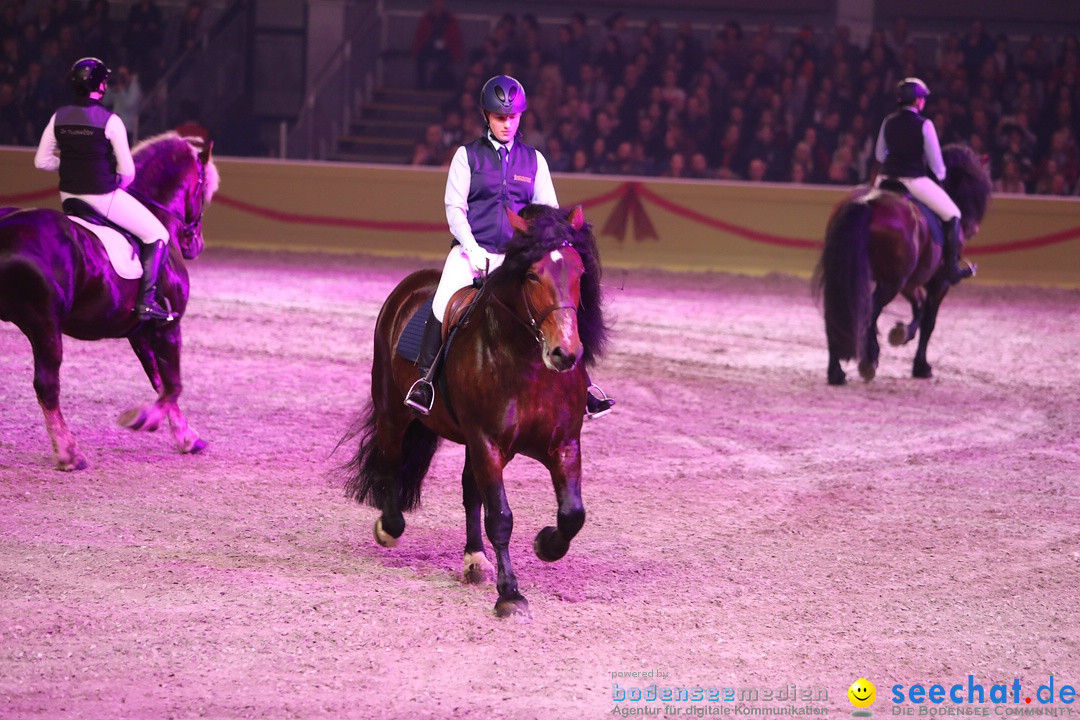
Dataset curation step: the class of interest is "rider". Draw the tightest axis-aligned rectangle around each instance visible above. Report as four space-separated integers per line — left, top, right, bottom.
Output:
33 57 175 322
404 74 615 419
873 77 975 284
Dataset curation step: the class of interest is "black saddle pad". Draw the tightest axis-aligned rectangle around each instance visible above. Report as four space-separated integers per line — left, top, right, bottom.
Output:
61 198 139 244
910 198 945 247
396 296 434 364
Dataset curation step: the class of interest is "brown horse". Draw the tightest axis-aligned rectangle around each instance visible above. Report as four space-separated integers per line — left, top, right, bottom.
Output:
814 144 991 385
339 204 609 618
0 132 219 469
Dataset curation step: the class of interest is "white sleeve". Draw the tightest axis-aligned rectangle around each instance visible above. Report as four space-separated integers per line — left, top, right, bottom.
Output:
874 122 888 164
105 114 136 187
444 145 477 248
34 115 60 172
922 119 947 182
532 151 559 207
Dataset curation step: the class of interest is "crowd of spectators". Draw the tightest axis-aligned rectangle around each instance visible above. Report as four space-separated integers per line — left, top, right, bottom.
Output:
0 0 207 146
410 8 1080 197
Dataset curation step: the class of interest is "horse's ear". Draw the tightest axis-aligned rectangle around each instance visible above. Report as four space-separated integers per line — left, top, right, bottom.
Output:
507 207 529 234
568 204 585 231
200 140 214 165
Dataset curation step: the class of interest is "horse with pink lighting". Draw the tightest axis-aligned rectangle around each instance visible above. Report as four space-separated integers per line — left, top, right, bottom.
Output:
0 132 219 470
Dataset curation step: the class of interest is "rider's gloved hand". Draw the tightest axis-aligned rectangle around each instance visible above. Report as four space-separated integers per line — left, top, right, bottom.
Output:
461 241 493 276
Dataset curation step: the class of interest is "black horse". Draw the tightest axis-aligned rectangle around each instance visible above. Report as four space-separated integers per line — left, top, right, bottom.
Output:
0 132 219 469
340 204 610 618
814 144 992 385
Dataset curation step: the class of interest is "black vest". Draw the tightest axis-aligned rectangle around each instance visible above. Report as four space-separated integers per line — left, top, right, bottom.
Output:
880 109 928 178
54 100 119 194
463 137 538 252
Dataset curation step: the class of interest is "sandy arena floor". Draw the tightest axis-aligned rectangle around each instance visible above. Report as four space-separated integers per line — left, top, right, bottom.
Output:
1 247 1078 719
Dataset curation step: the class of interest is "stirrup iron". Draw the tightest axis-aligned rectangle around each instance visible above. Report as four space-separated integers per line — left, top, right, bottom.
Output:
404 378 435 415
586 383 615 420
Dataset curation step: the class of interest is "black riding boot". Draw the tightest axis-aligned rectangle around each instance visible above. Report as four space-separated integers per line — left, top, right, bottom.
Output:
585 375 615 420
943 217 975 285
136 240 176 322
404 312 443 414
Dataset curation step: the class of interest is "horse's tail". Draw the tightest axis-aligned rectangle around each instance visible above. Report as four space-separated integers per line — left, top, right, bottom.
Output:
814 196 872 362
338 403 439 512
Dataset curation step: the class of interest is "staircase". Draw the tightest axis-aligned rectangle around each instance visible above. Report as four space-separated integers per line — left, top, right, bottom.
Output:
335 86 453 164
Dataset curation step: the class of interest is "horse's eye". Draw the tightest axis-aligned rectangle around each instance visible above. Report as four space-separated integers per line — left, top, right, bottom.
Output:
526 271 540 282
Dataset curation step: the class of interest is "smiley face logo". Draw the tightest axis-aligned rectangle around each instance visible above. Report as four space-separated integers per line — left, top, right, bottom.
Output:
848 678 876 709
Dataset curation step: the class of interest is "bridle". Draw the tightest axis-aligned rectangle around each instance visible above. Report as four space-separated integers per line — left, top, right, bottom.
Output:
486 245 580 346
128 158 207 242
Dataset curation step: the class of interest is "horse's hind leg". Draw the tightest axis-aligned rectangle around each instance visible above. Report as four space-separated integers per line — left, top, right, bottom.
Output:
25 324 87 470
461 451 494 584
912 288 947 379
858 283 895 381
534 439 585 564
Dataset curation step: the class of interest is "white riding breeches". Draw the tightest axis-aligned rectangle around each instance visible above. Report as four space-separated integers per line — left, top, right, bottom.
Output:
61 188 168 245
877 175 960 221
431 244 505 322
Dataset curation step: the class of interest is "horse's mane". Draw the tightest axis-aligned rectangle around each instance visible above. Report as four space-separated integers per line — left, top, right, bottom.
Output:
491 204 610 365
131 131 220 204
943 143 992 227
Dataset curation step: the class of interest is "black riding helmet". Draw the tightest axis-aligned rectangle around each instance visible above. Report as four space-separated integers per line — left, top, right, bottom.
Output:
896 77 930 106
70 57 110 97
480 74 527 116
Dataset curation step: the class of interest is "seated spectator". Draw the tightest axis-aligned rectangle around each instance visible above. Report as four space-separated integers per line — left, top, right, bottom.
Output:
411 123 449 166
663 152 687 178
994 155 1028 193
746 157 768 182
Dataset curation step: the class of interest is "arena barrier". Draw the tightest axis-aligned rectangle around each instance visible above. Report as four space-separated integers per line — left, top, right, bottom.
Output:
2 148 1077 287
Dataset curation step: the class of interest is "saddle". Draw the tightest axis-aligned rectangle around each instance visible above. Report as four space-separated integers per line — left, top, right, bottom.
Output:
61 198 142 279
875 181 945 247
396 283 480 364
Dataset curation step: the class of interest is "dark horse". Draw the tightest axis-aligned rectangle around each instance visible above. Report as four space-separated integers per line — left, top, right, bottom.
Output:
814 144 991 385
0 132 219 470
340 204 610 618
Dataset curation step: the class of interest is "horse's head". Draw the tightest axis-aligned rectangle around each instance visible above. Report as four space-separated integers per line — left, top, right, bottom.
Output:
131 133 220 261
498 204 609 371
943 143 992 240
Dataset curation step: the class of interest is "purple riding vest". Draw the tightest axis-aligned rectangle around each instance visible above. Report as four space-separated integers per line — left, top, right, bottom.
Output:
463 137 538 252
54 99 120 195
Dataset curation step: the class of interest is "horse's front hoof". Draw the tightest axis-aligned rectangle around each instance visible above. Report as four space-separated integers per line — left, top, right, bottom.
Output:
186 438 208 454
373 518 399 548
858 362 876 381
117 406 159 431
494 594 531 621
534 526 569 562
888 322 907 346
56 453 89 471
462 551 494 584
827 368 846 386
913 361 933 379
118 407 143 429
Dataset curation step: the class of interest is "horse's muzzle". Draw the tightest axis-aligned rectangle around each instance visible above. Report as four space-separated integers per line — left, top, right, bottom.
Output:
545 344 579 372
